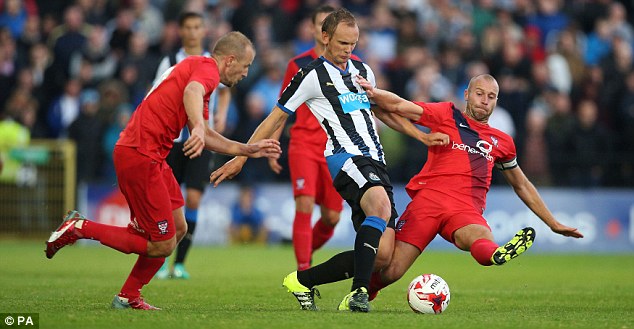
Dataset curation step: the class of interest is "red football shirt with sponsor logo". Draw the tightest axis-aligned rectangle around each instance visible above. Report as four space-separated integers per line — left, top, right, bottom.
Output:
406 102 517 213
117 56 219 161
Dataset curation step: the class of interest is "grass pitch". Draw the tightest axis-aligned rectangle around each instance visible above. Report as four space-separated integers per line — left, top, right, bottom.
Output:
0 240 633 329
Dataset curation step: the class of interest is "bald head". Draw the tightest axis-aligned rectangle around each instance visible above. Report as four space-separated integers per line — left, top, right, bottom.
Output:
466 74 499 95
212 31 254 59
212 31 255 87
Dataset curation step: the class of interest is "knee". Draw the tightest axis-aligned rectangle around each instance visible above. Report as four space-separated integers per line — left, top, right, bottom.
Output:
147 238 176 257
295 196 315 213
374 251 391 271
381 264 405 285
321 209 340 227
176 221 188 241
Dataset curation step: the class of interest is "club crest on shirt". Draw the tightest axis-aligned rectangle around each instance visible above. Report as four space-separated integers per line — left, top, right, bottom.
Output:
295 178 305 190
491 136 498 147
157 220 169 235
368 172 380 182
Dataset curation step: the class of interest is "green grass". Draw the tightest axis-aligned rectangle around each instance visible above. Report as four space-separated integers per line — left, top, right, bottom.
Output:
1 241 633 329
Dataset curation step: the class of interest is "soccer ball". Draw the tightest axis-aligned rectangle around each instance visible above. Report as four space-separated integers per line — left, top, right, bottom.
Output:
407 274 451 314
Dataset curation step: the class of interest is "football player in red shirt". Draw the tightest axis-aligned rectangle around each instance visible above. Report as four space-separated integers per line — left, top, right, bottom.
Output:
45 32 281 310
356 74 584 300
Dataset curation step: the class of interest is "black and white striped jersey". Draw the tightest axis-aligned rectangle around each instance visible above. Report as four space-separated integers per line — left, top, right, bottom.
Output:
276 56 385 165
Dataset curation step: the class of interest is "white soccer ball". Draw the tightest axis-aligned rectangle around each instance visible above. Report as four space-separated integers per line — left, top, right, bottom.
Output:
407 274 451 314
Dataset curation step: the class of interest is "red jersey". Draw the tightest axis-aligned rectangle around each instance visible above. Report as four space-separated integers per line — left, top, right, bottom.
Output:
117 56 219 161
281 49 361 153
406 102 517 213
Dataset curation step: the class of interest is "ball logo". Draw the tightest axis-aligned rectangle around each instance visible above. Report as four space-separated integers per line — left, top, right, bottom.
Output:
476 140 492 155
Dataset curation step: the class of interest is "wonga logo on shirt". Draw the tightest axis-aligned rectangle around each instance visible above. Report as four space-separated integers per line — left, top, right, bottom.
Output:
338 92 370 113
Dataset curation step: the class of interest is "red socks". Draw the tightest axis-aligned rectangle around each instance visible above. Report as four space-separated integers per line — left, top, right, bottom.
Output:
312 219 335 251
119 256 165 298
293 211 312 270
78 220 148 255
470 238 498 266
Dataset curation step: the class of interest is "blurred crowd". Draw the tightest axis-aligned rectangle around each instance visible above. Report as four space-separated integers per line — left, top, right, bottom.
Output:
0 0 633 188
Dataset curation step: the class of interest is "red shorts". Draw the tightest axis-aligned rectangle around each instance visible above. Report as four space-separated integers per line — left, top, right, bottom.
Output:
395 191 491 252
288 147 343 212
113 145 184 241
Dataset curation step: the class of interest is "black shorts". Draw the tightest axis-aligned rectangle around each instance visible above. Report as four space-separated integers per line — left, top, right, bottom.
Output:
166 142 213 192
332 155 398 231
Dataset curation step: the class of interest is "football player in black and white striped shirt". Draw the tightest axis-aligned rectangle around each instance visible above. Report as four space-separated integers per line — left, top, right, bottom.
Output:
210 8 448 312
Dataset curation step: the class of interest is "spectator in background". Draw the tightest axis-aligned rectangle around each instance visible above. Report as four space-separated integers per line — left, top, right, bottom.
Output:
584 18 612 66
0 27 16 107
45 5 90 107
568 99 613 187
527 0 569 48
68 89 104 183
230 184 267 244
0 0 28 39
522 110 550 185
107 9 136 60
129 0 164 48
366 4 397 65
119 31 159 107
69 25 117 88
102 104 131 183
552 29 586 98
0 109 29 183
545 90 575 186
46 78 81 138
598 28 633 127
15 14 41 69
617 70 634 186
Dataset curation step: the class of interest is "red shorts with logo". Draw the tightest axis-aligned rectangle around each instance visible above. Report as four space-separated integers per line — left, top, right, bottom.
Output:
113 145 184 241
395 190 491 252
288 146 343 212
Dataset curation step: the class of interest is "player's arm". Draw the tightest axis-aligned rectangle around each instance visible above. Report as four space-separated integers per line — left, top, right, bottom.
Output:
501 165 584 238
267 60 298 174
209 106 289 186
372 105 449 147
213 86 231 135
182 81 207 158
356 75 423 122
267 116 287 174
182 82 281 159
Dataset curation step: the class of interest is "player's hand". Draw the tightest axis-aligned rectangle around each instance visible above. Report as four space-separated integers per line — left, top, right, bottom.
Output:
183 125 205 158
355 75 375 97
420 132 450 146
209 157 245 187
551 222 584 238
245 139 282 159
268 157 283 174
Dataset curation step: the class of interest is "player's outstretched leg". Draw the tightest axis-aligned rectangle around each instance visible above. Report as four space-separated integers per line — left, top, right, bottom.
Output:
282 271 320 311
338 287 370 312
45 210 85 259
111 295 160 310
491 227 536 265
